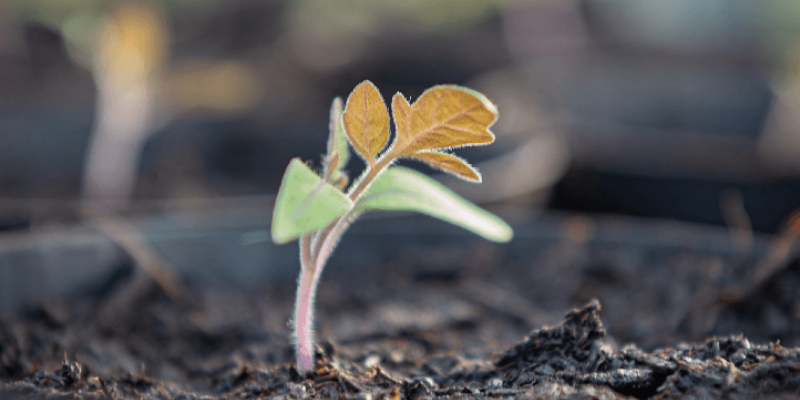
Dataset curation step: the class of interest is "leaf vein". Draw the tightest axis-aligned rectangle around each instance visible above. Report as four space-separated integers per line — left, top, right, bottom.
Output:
362 88 372 157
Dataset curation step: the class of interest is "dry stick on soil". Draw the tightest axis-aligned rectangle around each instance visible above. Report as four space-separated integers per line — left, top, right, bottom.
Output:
686 210 800 338
732 221 800 300
271 81 514 373
720 189 754 251
84 212 190 328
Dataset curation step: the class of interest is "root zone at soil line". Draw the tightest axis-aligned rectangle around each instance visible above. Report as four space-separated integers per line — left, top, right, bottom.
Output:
3 296 800 399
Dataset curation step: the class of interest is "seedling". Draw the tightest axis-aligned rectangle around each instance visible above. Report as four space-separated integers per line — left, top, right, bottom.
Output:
271 81 513 373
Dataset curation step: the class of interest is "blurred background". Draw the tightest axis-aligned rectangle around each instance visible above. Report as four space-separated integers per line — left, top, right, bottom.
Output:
1 0 799 232
1 0 800 365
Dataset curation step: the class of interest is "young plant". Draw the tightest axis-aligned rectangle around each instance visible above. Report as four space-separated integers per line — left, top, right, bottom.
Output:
271 81 514 373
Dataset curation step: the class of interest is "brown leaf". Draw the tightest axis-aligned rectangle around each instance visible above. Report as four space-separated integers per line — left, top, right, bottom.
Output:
343 81 390 165
392 93 412 145
410 151 482 183
391 86 497 156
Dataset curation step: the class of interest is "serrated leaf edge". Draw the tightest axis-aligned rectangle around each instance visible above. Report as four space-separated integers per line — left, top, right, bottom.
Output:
407 150 482 183
389 85 499 157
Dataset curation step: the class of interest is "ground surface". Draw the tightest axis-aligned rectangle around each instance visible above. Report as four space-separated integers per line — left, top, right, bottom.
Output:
1 214 799 399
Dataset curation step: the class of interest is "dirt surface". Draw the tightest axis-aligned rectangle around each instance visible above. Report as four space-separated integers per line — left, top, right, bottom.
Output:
1 214 800 399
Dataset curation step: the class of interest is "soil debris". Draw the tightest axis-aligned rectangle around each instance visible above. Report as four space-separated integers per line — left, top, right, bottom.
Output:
3 295 800 399
3 215 800 399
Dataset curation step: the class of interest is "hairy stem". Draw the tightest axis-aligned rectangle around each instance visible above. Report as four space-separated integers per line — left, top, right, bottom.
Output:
294 268 317 373
347 149 396 201
293 148 397 373
294 235 318 373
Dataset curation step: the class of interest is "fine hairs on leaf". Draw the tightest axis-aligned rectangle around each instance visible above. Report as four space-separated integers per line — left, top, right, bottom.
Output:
271 80 513 373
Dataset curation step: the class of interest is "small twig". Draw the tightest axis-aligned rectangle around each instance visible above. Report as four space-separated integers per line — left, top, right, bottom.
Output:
87 214 187 300
83 210 190 329
684 212 799 339
720 189 754 251
729 228 799 302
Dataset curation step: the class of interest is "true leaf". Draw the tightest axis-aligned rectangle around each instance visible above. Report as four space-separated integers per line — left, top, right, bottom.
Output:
271 158 353 244
410 151 482 183
391 92 412 144
325 96 350 177
355 166 513 242
391 86 497 157
343 81 390 164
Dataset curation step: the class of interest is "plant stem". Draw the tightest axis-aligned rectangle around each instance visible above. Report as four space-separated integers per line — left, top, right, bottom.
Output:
347 150 395 201
294 235 318 373
293 149 396 373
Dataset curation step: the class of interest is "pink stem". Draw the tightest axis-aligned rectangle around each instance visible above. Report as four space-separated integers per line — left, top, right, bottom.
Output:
292 160 383 373
294 265 317 373
294 235 323 373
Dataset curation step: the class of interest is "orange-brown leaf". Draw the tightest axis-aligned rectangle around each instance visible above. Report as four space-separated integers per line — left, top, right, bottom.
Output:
342 81 390 164
410 151 482 183
392 93 412 145
391 86 497 156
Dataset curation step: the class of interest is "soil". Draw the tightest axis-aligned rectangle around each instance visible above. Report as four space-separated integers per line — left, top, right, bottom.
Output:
1 213 800 399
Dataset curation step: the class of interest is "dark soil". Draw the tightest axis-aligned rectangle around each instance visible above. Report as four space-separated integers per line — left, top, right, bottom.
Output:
1 214 800 399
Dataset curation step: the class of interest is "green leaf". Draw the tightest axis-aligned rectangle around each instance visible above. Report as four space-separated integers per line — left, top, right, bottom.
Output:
328 96 350 174
355 167 513 242
271 158 354 244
